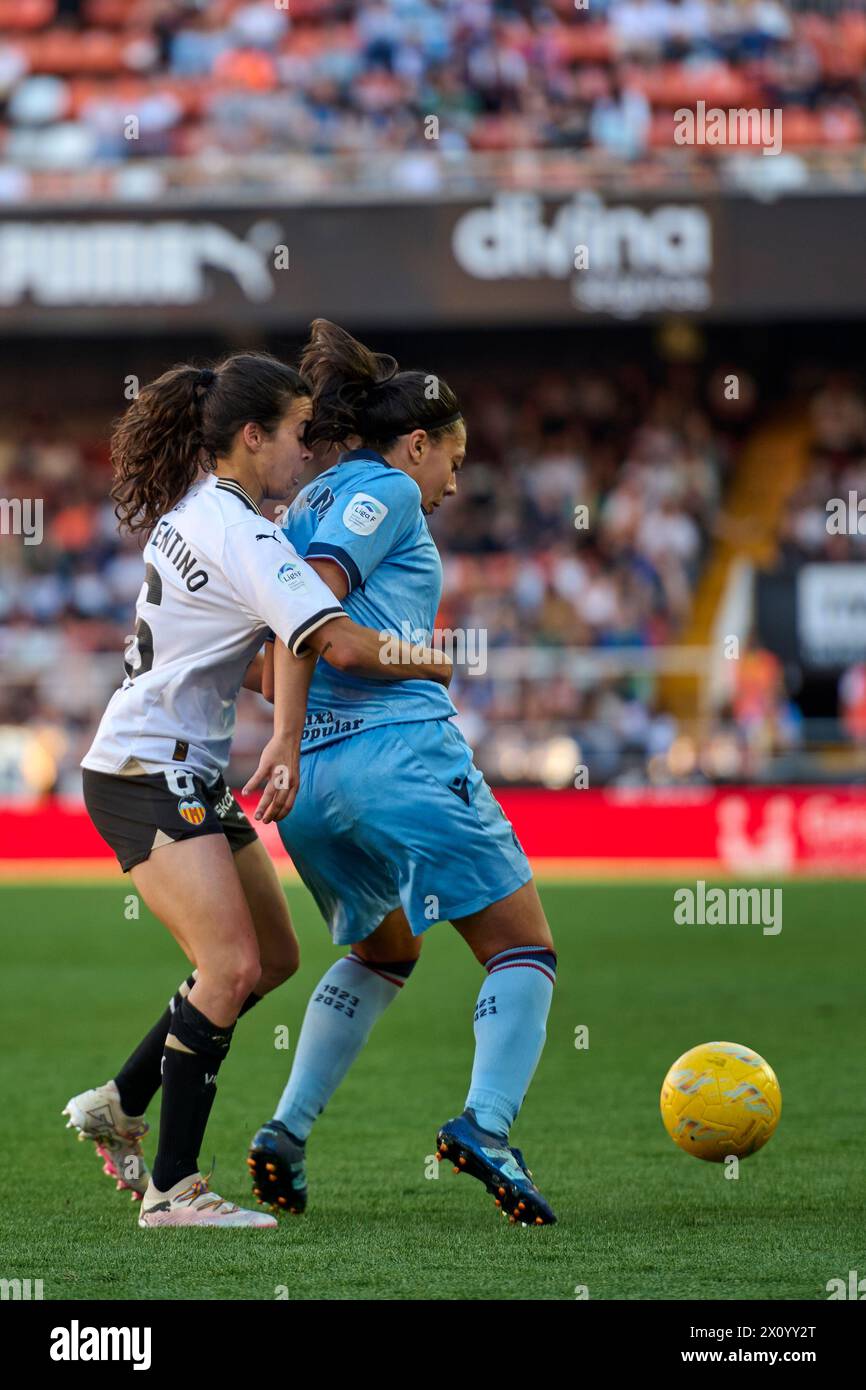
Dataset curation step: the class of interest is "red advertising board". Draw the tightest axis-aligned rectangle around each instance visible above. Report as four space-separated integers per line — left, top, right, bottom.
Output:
2 788 866 876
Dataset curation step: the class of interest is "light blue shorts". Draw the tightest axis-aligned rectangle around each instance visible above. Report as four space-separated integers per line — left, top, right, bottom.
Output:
277 718 532 945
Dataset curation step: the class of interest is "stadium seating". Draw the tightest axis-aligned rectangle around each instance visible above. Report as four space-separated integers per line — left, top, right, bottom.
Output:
0 353 765 794
1 2 865 197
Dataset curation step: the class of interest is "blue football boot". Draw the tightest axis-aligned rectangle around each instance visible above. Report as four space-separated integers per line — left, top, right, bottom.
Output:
247 1119 308 1215
436 1109 556 1225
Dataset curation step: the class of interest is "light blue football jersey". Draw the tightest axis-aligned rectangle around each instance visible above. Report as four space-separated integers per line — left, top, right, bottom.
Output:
282 449 457 751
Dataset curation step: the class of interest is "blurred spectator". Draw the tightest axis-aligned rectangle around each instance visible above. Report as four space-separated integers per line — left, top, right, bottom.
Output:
6 351 864 794
779 378 866 566
0 0 861 198
0 353 736 792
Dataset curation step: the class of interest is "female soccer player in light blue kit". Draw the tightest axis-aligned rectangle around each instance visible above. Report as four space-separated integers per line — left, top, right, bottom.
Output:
249 322 558 1225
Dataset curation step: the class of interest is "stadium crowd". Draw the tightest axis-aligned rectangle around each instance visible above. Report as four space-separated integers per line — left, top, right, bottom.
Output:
0 0 865 200
1 352 757 795
778 374 866 565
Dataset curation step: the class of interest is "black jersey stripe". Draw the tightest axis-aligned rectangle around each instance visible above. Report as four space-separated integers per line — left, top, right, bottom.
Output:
215 478 262 515
288 607 346 656
305 542 363 593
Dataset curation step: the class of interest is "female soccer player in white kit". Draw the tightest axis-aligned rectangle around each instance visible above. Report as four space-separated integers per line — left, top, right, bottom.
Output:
65 353 450 1227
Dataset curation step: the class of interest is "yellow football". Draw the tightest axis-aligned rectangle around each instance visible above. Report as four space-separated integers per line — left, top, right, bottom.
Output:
660 1041 781 1161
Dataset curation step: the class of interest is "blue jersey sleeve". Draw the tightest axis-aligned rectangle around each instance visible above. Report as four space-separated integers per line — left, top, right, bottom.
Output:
298 470 421 593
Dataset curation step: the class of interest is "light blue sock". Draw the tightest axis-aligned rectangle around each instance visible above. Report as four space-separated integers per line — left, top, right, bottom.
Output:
274 953 414 1140
465 946 557 1140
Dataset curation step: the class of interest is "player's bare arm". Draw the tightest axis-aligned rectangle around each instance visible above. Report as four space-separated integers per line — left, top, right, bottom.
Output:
306 614 452 686
244 642 316 824
304 556 452 685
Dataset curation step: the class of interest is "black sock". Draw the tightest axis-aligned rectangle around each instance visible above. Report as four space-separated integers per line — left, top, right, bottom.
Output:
114 982 261 1118
114 974 195 1117
151 998 236 1193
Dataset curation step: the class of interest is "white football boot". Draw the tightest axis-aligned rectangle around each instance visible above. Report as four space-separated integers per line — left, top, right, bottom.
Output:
63 1080 149 1199
138 1174 277 1228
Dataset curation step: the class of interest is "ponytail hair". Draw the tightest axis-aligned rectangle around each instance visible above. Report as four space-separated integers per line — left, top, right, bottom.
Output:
111 352 309 535
300 319 461 452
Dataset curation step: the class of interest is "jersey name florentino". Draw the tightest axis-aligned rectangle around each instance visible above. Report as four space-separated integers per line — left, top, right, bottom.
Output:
150 519 209 591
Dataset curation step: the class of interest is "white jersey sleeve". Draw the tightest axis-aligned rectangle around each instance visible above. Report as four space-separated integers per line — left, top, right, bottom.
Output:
220 517 346 655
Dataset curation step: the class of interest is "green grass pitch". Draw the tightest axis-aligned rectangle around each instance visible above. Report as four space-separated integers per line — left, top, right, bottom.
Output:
0 879 862 1301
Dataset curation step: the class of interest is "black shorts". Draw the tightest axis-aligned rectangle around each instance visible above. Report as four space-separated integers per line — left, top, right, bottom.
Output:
82 768 258 873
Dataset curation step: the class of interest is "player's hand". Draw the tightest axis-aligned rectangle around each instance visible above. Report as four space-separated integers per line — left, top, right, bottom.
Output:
243 734 301 824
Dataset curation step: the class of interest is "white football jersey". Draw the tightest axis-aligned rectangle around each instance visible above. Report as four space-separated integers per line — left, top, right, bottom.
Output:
82 474 345 783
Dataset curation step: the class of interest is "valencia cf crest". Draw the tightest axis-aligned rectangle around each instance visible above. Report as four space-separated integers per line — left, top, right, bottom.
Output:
177 797 207 827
